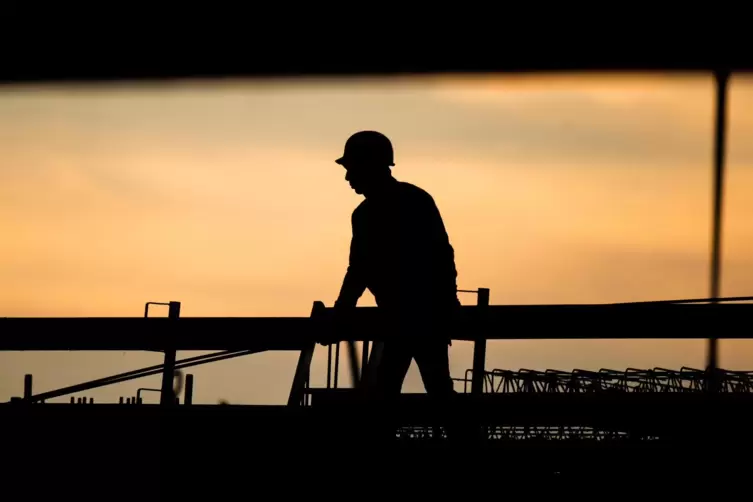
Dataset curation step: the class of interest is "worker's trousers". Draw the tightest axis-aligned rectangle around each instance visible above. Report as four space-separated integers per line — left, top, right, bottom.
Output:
369 338 455 397
363 330 462 443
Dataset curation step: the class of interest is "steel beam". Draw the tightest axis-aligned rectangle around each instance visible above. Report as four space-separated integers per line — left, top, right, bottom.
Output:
3 47 753 85
3 301 753 351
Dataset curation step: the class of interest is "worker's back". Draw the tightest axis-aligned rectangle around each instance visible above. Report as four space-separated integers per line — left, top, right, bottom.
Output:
350 177 459 313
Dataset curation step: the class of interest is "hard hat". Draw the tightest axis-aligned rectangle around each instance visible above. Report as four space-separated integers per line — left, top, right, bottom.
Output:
335 131 395 167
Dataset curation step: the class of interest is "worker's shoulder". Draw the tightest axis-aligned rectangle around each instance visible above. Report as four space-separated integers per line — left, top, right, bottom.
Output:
397 181 435 202
351 198 369 220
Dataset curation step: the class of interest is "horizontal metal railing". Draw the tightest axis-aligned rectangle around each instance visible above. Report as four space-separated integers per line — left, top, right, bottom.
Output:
3 296 752 405
2 300 753 352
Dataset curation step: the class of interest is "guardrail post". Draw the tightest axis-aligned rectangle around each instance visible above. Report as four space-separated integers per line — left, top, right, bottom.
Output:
327 344 333 388
361 340 370 381
184 374 194 405
471 288 490 395
23 374 32 401
287 301 322 406
160 301 181 406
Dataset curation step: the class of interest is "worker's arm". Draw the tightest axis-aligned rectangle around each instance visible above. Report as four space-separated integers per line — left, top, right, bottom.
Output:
321 211 367 346
334 209 367 310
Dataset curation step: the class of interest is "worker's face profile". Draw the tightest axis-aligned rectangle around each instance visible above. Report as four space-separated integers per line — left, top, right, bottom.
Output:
343 163 371 195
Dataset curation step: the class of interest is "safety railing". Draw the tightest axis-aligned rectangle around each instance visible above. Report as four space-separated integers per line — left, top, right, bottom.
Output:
2 295 753 406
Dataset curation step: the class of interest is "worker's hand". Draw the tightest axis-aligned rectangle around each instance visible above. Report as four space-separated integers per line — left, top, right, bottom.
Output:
317 305 353 346
317 332 340 346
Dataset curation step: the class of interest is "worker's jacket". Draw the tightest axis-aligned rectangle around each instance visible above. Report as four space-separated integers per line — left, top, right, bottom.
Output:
335 177 460 324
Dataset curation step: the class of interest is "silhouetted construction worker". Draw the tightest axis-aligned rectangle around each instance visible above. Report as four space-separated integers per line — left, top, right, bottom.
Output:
330 130 460 400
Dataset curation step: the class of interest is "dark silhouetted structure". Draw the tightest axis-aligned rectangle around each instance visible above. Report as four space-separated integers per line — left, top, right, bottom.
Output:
332 131 461 399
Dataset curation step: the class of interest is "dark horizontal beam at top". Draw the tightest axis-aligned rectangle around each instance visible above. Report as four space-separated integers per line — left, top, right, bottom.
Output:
2 15 750 84
1 36 752 85
1 303 752 351
2 63 752 85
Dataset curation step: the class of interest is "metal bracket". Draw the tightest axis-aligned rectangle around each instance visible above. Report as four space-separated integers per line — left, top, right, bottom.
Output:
459 288 490 395
160 301 181 405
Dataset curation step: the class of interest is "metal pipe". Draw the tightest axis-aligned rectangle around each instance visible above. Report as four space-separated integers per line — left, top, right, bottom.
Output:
144 302 171 318
184 374 194 405
25 348 263 403
137 387 161 402
347 340 360 389
160 301 181 406
326 344 332 389
360 341 370 380
472 288 490 395
23 374 32 401
709 69 730 377
615 295 753 305
334 343 340 389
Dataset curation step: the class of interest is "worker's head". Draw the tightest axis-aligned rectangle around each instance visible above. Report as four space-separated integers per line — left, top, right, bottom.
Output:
335 131 395 196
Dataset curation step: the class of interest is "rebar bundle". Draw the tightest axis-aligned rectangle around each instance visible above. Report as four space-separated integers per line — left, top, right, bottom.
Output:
455 367 753 394
395 367 753 442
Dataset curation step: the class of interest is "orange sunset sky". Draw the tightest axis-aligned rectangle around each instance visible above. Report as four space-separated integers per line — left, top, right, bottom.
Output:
1 73 752 404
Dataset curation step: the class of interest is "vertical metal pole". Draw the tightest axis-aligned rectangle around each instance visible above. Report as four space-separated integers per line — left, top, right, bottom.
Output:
160 301 181 406
360 341 370 380
334 343 341 389
708 69 729 380
347 340 360 389
327 344 333 389
287 301 321 406
23 374 32 401
302 374 307 406
471 288 490 395
184 374 194 405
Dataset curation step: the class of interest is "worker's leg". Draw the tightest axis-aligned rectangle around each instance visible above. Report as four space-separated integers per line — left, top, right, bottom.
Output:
369 341 413 442
413 339 467 442
410 302 458 396
413 340 454 395
372 341 413 397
